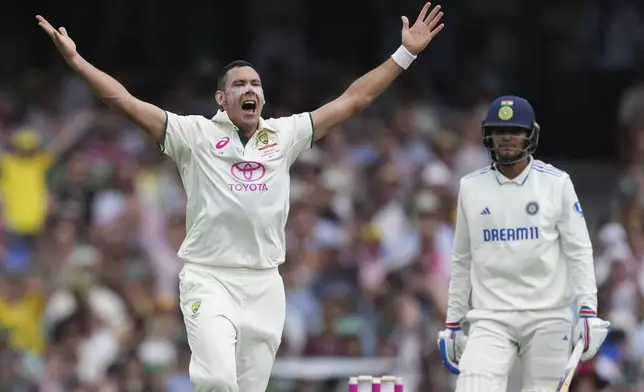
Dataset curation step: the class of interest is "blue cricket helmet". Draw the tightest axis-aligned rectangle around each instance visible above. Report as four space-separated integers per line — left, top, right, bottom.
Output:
481 95 540 165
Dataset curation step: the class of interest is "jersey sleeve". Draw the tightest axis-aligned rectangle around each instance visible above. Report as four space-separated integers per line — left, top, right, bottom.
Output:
268 113 314 166
446 186 473 324
557 176 598 312
160 111 201 163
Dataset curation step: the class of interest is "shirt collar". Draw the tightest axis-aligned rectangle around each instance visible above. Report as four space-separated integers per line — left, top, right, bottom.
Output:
493 156 533 185
211 110 276 134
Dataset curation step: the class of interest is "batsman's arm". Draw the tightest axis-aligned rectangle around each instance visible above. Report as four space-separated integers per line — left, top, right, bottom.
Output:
311 58 403 140
67 56 166 144
557 176 598 311
446 188 473 324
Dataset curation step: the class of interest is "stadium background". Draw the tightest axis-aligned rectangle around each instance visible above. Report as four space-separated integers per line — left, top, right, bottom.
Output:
1 0 643 391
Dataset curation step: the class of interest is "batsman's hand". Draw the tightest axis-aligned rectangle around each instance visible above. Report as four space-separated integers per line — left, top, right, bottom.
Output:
573 306 610 361
401 2 445 55
437 322 468 375
36 15 79 64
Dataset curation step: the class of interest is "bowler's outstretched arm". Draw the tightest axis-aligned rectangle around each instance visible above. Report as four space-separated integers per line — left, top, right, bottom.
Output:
311 2 444 140
36 15 166 144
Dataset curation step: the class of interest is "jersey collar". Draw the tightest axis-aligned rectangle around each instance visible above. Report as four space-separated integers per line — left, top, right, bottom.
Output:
212 110 277 146
212 110 276 132
493 156 533 185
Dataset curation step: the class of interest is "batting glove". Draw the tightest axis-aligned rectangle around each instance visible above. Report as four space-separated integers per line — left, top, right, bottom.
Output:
437 322 468 374
573 306 610 362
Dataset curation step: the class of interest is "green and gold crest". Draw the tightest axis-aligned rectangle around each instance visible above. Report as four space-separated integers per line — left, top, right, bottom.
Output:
258 131 269 145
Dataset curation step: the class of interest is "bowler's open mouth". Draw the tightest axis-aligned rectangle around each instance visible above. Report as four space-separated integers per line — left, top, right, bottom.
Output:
242 100 257 114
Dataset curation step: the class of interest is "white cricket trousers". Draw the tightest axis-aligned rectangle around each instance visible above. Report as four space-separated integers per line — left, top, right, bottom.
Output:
179 263 286 392
456 306 573 392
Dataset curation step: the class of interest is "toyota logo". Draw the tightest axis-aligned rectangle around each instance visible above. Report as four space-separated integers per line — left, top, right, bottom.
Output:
230 161 266 182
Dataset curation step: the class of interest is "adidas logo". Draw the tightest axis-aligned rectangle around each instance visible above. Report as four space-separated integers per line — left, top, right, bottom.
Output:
480 207 491 215
562 335 568 341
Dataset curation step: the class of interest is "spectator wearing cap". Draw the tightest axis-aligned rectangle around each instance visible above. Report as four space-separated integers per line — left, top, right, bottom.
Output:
0 113 94 253
355 224 386 299
0 247 46 358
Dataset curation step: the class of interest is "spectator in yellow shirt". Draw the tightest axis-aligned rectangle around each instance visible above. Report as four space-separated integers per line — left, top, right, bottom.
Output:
0 247 45 357
0 112 95 250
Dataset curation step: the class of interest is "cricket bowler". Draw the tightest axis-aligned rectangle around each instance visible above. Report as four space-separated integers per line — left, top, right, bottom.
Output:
37 4 444 391
437 96 611 391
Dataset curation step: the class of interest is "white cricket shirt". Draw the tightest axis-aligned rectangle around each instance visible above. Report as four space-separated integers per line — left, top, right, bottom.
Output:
161 110 314 269
446 157 598 323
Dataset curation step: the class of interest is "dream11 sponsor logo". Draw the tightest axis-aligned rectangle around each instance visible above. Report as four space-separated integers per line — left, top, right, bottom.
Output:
229 161 269 192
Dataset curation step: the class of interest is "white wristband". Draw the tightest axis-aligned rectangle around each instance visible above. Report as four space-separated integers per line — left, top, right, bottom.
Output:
391 45 417 70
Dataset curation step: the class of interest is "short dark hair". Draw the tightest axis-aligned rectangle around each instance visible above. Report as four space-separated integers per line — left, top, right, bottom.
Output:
217 60 255 91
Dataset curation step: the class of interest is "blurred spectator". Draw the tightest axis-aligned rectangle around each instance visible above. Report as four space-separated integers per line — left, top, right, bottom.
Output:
1 112 94 255
0 256 45 358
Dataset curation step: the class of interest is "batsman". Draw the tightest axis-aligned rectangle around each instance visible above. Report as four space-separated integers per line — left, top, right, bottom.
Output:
438 96 611 391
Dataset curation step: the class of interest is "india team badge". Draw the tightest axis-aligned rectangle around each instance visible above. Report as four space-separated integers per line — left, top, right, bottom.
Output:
498 106 514 121
526 201 539 216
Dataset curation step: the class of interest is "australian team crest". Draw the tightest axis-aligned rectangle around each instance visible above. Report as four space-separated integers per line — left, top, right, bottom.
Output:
258 131 269 145
526 201 539 216
191 300 201 318
255 129 280 158
255 129 278 149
